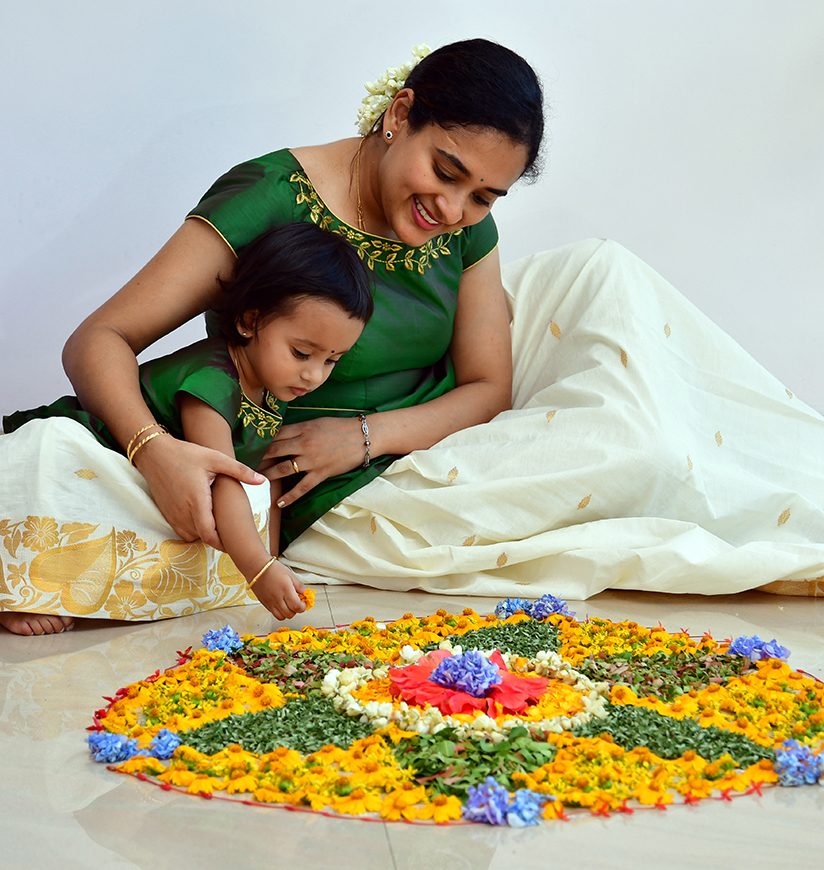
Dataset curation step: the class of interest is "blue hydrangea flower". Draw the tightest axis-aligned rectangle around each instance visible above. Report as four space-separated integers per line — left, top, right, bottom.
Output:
149 728 181 760
87 732 139 764
531 593 574 620
463 778 551 826
462 777 511 825
430 651 502 697
494 598 535 619
202 625 243 654
728 634 789 661
775 740 821 787
507 789 549 826
728 635 759 657
760 639 791 660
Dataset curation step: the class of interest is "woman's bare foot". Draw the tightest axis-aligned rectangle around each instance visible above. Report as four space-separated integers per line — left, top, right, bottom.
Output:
0 612 75 636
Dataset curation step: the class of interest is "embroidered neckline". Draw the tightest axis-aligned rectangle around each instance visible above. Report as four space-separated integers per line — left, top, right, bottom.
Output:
286 156 461 274
238 390 283 438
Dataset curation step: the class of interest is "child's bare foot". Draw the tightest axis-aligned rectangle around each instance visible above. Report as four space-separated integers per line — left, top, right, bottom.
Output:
0 612 75 636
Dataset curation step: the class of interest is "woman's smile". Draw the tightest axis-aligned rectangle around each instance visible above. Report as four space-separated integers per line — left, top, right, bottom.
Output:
412 196 441 229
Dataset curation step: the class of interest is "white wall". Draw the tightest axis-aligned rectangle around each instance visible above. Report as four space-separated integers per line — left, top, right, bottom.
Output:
2 1 822 414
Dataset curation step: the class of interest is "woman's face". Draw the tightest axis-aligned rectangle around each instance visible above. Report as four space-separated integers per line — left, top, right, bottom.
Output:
375 98 529 245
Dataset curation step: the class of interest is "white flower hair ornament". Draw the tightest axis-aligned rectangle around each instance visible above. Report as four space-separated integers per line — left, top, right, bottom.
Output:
355 44 432 135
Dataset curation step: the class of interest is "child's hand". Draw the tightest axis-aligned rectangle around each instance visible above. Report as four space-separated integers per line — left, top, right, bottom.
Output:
252 560 306 621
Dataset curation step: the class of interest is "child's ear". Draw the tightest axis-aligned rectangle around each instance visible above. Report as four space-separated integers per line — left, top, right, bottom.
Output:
235 312 258 339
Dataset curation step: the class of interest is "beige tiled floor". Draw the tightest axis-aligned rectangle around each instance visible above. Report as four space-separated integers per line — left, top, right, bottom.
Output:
1 586 822 870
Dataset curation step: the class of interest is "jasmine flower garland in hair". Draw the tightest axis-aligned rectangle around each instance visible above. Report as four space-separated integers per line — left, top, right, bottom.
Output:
355 44 431 135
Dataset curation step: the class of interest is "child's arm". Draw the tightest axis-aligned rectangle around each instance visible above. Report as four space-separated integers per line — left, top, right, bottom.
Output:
178 394 305 621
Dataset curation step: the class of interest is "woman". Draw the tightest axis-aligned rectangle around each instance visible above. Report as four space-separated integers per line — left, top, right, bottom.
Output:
2 39 823 634
0 40 544 631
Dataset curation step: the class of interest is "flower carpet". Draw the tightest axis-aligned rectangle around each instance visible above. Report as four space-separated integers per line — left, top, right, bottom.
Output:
87 594 824 826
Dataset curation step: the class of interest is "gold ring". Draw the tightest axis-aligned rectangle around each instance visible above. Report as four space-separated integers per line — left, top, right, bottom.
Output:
290 459 300 474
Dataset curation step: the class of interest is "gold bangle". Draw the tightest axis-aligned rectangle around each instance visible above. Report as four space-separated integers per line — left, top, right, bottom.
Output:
128 430 166 465
248 555 278 589
125 423 163 457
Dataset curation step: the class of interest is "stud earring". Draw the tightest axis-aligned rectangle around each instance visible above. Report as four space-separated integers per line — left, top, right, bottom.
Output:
384 130 393 141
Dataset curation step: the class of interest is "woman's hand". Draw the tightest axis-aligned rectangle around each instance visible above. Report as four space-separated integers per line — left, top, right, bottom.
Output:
259 417 366 508
134 435 267 549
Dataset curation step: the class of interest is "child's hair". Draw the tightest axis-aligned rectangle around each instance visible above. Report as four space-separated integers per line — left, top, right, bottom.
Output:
215 222 374 345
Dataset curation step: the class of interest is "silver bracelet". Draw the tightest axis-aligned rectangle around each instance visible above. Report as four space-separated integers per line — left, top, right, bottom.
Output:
357 414 371 468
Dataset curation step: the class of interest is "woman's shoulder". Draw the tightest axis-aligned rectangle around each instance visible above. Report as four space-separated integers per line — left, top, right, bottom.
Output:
187 149 308 251
190 148 301 205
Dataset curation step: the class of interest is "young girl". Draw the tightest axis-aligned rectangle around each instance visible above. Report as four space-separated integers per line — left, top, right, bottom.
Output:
1 222 373 635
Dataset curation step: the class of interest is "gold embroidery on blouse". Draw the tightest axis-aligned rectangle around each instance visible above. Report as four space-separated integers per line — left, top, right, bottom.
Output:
290 171 461 273
238 392 283 438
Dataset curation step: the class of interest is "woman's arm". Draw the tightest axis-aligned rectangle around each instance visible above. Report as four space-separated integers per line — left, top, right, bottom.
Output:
266 249 512 507
179 394 305 620
62 219 266 547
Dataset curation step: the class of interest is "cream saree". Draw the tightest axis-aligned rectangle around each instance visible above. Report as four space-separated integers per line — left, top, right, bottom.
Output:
286 239 824 599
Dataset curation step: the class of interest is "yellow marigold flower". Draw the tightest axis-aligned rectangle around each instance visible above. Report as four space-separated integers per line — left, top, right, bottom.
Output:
252 786 286 804
331 787 383 816
417 793 463 824
226 774 259 795
160 768 198 788
379 782 428 821
116 756 167 776
300 588 316 609
186 776 224 795
543 800 567 820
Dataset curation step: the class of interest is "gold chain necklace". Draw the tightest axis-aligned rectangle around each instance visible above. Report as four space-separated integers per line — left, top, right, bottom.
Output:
354 136 366 231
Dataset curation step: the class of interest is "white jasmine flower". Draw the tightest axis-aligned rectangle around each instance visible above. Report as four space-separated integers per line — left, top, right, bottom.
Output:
356 45 432 134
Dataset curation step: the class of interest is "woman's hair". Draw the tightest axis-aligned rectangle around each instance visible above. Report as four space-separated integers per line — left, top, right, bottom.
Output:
215 222 374 345
400 39 545 180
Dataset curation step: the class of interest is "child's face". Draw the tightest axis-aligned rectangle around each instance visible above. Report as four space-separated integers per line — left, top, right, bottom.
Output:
237 298 364 402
